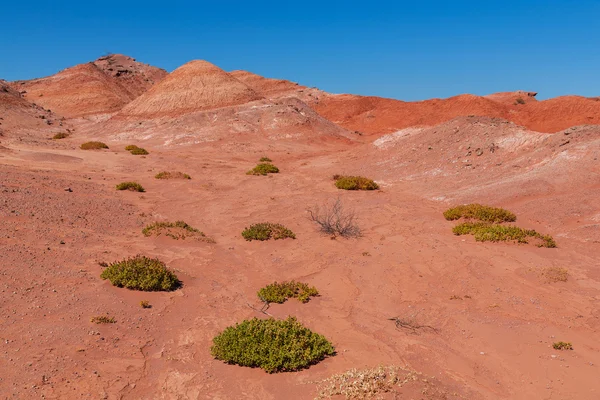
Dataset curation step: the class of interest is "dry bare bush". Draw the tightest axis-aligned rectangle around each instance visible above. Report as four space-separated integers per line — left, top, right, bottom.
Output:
541 267 568 283
388 313 438 335
307 198 360 238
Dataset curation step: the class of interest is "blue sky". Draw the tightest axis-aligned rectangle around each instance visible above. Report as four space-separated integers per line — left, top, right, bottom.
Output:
1 1 599 100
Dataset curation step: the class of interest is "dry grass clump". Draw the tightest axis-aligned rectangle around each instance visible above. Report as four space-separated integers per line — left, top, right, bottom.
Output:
142 220 214 242
259 156 272 162
553 341 573 350
100 255 180 291
242 223 296 241
52 132 69 140
247 163 279 176
258 281 318 304
443 204 516 223
315 365 431 399
542 267 569 283
453 222 556 248
80 141 109 150
334 175 379 191
154 171 191 180
211 317 335 373
116 182 145 192
125 145 149 155
308 198 360 238
90 315 116 324
140 300 151 309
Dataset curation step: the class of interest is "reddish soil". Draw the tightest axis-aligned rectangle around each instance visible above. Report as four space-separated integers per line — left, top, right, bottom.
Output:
1 55 599 400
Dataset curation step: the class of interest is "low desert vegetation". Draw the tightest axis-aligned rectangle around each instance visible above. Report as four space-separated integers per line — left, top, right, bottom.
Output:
211 316 335 373
90 315 116 324
452 222 556 247
443 204 516 223
258 281 319 304
316 365 423 399
140 300 151 309
515 97 526 105
52 132 69 140
80 141 108 150
154 171 191 180
259 156 272 162
247 163 279 175
334 175 379 191
116 181 145 192
142 220 214 242
242 223 296 241
553 341 573 350
100 255 180 291
542 267 569 283
125 145 149 155
308 198 361 238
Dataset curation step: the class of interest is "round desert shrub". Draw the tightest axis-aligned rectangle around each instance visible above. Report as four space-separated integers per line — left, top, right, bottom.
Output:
80 141 109 150
259 156 272 162
242 223 296 241
211 317 335 373
130 147 149 155
258 281 318 304
443 204 516 223
125 145 139 151
452 222 556 248
155 171 191 180
116 182 145 192
334 175 379 190
52 132 69 140
100 255 180 291
247 163 279 176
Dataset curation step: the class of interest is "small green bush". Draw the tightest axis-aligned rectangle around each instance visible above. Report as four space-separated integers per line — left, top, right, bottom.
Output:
453 222 556 248
130 147 149 155
100 255 180 291
211 317 335 373
116 182 145 192
553 341 572 350
258 281 319 304
242 223 296 241
142 220 214 242
80 141 109 150
443 204 516 223
52 132 69 140
125 145 139 151
154 171 191 180
334 176 379 191
247 163 279 176
259 157 272 162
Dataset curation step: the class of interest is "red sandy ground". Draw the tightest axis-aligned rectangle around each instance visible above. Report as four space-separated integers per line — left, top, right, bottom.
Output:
1 57 599 399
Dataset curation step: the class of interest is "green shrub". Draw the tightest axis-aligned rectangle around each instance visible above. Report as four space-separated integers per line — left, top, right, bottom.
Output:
90 315 116 324
242 223 296 241
334 176 379 190
154 171 191 180
116 182 145 192
453 222 556 248
553 341 572 350
130 147 149 155
125 145 139 151
247 163 279 176
52 132 69 140
258 281 319 304
80 141 109 150
443 204 516 223
211 317 335 373
259 157 272 162
100 255 180 291
142 220 214 242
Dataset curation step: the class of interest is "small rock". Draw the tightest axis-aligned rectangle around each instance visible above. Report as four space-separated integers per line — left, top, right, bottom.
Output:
64 188 72 192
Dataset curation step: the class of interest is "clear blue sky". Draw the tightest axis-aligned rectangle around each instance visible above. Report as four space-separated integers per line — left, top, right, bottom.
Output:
1 1 599 100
